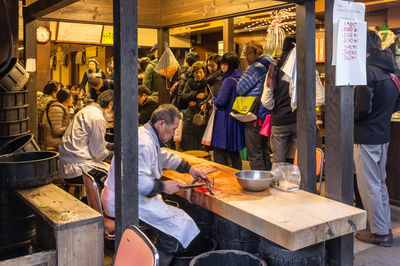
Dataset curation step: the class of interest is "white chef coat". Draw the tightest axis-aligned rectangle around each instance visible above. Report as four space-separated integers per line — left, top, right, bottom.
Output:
101 123 199 248
58 103 111 179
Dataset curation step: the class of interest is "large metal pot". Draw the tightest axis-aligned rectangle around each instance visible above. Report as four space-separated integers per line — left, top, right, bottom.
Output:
235 170 273 192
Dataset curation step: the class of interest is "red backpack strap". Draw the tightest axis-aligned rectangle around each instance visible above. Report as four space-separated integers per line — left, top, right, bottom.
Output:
390 73 400 94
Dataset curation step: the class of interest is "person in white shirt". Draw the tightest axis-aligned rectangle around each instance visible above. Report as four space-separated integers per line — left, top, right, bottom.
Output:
102 104 208 266
58 90 114 188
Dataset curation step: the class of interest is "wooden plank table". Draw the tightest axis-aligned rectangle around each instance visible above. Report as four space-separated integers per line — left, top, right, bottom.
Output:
16 184 104 266
163 150 367 251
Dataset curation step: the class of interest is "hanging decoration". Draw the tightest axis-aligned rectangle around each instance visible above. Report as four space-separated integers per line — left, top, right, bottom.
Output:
265 7 296 56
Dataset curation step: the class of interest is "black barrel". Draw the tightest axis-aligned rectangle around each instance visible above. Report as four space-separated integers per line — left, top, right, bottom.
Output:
189 250 267 266
0 104 28 122
258 238 326 266
0 190 36 260
0 151 58 188
172 236 217 266
0 133 40 155
215 215 260 253
0 90 28 108
0 117 29 137
0 58 29 92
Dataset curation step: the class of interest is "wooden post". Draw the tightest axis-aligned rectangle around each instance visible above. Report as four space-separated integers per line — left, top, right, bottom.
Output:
324 0 354 264
157 28 170 105
5 0 18 58
223 18 234 53
23 19 38 138
113 0 139 247
296 0 316 193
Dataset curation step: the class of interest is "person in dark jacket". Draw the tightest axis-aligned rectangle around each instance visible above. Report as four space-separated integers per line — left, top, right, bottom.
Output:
138 85 159 125
206 55 223 97
354 30 400 247
181 61 208 151
236 41 274 170
88 74 114 103
171 52 200 110
143 44 159 93
79 58 106 93
262 35 297 163
209 53 244 170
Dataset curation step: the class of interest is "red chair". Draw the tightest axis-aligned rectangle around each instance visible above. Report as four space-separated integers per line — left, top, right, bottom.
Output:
114 225 159 266
82 170 115 239
294 148 325 194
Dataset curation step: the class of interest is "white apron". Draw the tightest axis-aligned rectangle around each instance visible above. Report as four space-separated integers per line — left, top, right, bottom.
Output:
103 124 199 248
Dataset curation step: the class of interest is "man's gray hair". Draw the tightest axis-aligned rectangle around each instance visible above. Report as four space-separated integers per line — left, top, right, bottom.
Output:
88 73 102 87
97 90 114 109
150 104 182 125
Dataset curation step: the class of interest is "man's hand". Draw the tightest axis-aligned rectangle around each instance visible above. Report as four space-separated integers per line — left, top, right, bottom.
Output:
189 166 210 183
163 180 181 194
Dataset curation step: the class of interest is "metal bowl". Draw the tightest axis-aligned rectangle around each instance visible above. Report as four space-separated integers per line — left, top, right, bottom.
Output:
235 170 273 192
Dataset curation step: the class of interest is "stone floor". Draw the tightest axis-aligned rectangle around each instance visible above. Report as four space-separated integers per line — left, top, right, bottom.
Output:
354 206 400 266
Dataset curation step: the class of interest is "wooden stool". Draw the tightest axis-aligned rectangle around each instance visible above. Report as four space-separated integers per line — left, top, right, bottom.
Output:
182 150 211 160
63 182 86 200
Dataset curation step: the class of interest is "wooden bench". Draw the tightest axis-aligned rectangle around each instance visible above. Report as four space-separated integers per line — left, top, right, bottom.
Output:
163 150 367 251
14 184 104 266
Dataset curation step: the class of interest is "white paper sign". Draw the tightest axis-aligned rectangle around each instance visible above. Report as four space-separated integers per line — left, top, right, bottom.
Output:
335 19 367 86
332 0 365 65
26 58 36 72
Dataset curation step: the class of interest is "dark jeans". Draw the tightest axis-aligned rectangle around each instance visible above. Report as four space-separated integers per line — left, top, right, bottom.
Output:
64 168 108 189
244 122 272 170
214 148 242 170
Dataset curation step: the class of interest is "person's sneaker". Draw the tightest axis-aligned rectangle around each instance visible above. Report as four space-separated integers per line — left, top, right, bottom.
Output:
355 231 393 247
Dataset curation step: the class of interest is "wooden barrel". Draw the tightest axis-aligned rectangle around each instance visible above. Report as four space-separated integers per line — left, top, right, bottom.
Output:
0 151 58 189
0 190 36 260
258 238 326 266
215 215 260 254
190 250 267 266
0 133 40 155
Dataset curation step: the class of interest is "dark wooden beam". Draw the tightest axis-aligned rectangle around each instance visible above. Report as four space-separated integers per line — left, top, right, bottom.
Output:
23 0 80 21
223 18 234 53
5 0 19 58
157 28 171 105
113 0 139 247
296 0 316 193
24 19 38 138
324 0 354 264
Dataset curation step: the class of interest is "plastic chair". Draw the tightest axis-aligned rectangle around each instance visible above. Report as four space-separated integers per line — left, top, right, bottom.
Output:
294 148 324 194
82 170 115 239
114 225 159 266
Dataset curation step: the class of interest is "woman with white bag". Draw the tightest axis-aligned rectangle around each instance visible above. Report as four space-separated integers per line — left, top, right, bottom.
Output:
209 52 245 170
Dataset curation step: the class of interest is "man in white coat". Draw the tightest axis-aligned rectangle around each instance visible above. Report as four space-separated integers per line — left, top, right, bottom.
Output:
102 104 208 266
59 90 114 187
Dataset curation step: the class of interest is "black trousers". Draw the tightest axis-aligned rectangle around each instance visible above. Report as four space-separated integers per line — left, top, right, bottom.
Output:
244 122 272 170
213 148 242 170
64 168 108 189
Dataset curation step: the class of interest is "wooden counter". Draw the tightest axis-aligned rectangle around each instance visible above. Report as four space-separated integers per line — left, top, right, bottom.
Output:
163 150 367 251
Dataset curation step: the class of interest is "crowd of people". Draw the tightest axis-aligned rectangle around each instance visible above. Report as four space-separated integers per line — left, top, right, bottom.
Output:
34 31 400 265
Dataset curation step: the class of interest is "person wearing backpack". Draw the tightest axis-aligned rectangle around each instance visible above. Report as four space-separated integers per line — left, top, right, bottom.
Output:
354 30 400 247
236 41 274 170
42 88 73 150
261 35 297 164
